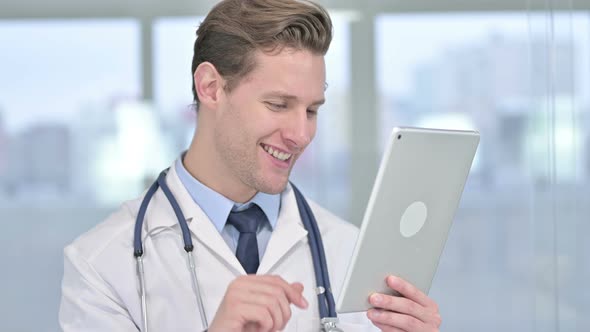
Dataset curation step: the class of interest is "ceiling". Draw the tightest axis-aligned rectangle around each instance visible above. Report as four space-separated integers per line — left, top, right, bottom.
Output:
0 0 586 19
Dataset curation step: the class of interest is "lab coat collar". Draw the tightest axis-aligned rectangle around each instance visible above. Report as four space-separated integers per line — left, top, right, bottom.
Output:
144 165 243 274
174 157 281 232
257 184 308 274
143 163 308 275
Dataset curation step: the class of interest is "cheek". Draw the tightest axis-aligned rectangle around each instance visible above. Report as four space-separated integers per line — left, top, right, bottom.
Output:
307 120 318 142
219 101 251 133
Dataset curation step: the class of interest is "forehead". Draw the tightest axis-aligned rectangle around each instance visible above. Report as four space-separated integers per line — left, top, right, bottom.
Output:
236 48 326 101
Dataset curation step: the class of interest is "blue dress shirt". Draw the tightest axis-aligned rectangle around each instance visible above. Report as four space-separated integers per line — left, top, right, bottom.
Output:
175 157 281 260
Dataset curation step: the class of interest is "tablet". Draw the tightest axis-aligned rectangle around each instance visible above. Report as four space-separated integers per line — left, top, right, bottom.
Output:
336 126 479 313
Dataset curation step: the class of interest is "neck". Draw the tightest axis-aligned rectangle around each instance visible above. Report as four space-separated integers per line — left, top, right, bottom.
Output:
183 130 256 203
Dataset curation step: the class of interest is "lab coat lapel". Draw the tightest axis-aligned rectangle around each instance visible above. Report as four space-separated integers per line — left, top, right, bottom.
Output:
258 185 308 275
189 214 245 274
160 165 309 276
165 165 245 275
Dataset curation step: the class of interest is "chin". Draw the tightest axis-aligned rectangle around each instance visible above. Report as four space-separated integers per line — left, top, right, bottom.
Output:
256 177 289 195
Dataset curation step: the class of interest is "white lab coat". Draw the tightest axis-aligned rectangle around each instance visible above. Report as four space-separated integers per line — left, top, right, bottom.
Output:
59 165 376 331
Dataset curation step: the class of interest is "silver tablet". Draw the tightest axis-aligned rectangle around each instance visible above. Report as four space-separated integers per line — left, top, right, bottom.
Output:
336 127 479 313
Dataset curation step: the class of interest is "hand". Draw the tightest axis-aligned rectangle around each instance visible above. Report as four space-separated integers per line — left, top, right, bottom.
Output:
208 275 309 332
366 275 442 332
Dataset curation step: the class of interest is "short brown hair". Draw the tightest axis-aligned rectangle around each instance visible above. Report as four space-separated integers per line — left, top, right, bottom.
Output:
191 0 333 106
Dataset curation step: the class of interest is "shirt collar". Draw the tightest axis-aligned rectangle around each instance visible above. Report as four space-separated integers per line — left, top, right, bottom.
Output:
174 156 280 232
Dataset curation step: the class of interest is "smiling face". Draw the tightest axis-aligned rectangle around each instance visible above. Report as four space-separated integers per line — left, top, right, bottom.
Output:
193 48 326 201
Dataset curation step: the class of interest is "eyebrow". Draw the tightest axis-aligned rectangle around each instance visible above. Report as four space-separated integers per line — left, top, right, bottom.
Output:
262 91 326 106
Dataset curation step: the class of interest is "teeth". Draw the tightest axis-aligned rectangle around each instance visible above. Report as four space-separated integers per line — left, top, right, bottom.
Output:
262 144 291 161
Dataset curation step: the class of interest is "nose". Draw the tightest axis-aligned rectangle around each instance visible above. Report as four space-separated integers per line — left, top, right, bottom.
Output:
283 108 314 152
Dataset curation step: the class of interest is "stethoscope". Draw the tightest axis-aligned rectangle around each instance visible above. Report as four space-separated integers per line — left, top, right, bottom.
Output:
133 169 343 332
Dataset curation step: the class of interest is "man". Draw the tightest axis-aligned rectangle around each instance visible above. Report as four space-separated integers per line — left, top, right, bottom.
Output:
60 0 442 331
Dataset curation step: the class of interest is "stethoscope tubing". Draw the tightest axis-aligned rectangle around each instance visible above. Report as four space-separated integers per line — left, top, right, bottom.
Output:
292 184 337 318
133 169 337 331
155 172 193 251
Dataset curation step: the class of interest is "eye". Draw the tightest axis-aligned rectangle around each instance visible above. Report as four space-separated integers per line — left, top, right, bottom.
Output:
307 108 319 117
265 101 287 111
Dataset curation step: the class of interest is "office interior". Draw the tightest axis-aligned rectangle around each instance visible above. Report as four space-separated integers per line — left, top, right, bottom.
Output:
0 0 588 331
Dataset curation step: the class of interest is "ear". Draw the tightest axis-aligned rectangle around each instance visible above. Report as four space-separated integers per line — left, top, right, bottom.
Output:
193 62 224 109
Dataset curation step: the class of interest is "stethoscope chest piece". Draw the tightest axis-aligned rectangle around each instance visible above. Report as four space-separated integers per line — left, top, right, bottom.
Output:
321 317 344 332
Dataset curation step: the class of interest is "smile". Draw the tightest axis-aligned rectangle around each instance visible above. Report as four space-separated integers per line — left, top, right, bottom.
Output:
261 144 292 161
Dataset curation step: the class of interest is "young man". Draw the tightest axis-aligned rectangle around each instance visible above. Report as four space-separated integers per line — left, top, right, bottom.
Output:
60 0 442 331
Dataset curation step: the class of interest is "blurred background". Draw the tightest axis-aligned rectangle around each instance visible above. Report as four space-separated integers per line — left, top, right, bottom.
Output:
1 0 589 331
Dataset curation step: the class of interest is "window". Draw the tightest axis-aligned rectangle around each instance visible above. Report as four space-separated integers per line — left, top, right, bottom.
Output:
377 13 589 331
0 19 140 331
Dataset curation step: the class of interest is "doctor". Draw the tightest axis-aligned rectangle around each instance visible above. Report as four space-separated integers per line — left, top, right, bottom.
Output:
59 0 442 331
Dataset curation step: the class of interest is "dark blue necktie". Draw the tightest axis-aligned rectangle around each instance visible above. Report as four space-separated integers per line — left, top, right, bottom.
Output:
227 204 266 274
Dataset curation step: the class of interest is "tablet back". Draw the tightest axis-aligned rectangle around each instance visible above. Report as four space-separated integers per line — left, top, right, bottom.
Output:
336 127 479 313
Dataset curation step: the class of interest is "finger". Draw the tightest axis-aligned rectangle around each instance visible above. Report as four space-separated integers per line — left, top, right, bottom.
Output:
242 295 285 331
227 279 286 331
289 282 308 307
243 322 259 332
367 309 424 332
372 321 407 332
369 293 433 324
242 285 290 330
242 277 305 329
256 276 308 309
239 303 275 332
290 282 304 293
386 275 436 309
